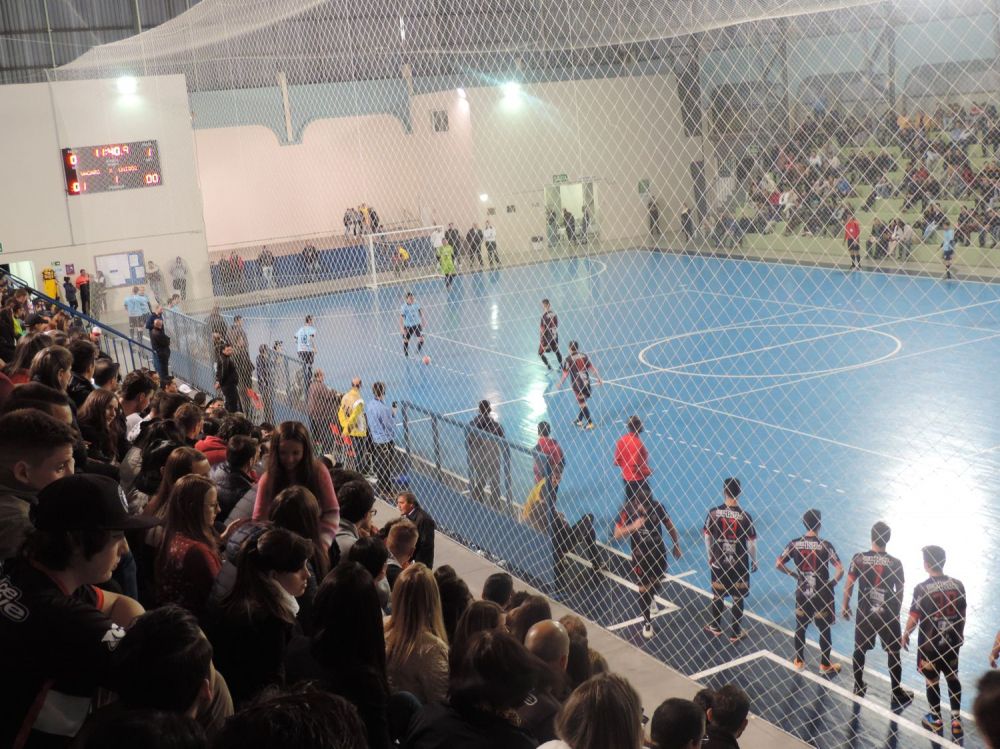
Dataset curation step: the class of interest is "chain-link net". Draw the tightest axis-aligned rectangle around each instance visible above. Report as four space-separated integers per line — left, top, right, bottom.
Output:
43 0 1000 745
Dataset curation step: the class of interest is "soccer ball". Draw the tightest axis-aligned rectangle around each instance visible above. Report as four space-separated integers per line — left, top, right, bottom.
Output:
422 355 431 365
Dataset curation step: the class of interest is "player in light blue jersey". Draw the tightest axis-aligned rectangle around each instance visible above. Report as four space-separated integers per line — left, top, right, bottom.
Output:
399 292 425 357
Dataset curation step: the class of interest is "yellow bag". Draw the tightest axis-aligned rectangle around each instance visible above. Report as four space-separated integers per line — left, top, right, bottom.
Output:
521 479 548 531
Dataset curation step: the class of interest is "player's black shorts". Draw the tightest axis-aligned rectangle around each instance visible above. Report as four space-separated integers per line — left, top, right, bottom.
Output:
854 610 901 652
573 384 592 400
403 325 422 341
539 334 559 354
847 239 860 253
795 590 835 623
633 549 667 587
711 566 750 597
917 643 960 677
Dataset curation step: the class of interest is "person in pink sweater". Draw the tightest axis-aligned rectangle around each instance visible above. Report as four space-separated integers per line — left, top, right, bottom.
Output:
253 420 339 550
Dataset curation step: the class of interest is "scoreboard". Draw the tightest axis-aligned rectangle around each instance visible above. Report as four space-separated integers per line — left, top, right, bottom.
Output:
61 140 163 195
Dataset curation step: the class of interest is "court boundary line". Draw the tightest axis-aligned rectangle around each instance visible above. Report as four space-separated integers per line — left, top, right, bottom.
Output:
606 607 677 632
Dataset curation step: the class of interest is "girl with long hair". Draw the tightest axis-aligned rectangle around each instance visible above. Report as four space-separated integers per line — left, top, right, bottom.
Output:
2 332 48 383
207 527 312 706
384 562 449 705
77 389 122 464
544 673 644 749
269 485 329 580
449 600 506 673
252 421 339 550
28 345 72 392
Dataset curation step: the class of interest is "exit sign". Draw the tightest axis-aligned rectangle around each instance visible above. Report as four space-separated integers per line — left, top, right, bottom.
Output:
552 174 568 184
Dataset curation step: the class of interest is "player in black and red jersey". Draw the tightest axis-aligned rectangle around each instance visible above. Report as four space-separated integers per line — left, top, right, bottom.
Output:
841 521 913 707
902 545 967 739
776 509 844 675
613 483 681 640
703 477 757 642
538 298 563 370
558 340 601 429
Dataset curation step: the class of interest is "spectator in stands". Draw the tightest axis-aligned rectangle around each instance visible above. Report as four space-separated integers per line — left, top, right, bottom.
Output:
558 614 608 683
703 684 751 749
974 671 1000 749
385 562 450 704
435 564 473 642
285 561 394 748
301 244 319 281
93 359 120 391
252 420 339 551
377 517 413 587
151 319 171 380
518 620 571 742
255 343 276 424
0 474 152 747
541 673 644 749
121 370 157 441
207 528 310 706
651 698 706 749
30 343 73 394
466 223 484 265
0 299 21 363
369 381 397 492
407 630 538 749
334 477 377 561
0 409 77 560
348 534 391 610
396 490 435 567
215 342 241 414
214 685 366 749
482 571 514 608
211 435 259 523
173 402 203 446
508 594 553 643
77 389 123 465
2 332 48 384
449 600 506 672
84 710 207 749
307 368 339 455
171 257 188 299
66 338 98 409
63 275 78 310
195 413 253 465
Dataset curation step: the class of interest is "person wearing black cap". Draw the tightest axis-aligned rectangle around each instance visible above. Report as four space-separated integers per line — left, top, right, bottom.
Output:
902 545 967 739
776 508 843 675
24 311 49 333
841 521 913 708
466 400 508 505
214 342 241 414
0 473 159 748
703 478 757 642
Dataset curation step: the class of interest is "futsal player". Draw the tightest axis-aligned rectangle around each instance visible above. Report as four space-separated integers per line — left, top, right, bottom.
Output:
295 314 317 384
941 219 956 279
399 292 425 357
703 478 757 642
776 509 843 675
538 298 563 370
902 545 967 739
840 521 913 708
613 483 681 639
558 340 601 429
437 239 456 288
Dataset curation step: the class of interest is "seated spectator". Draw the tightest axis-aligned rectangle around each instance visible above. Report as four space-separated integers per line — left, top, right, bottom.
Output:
268 485 330 628
974 671 1000 749
482 571 514 608
518 620 571 743
385 516 418 589
85 710 206 749
704 684 751 749
285 562 395 749
334 477 377 562
93 359 120 391
435 564 473 642
156 474 232 617
508 594 553 642
66 338 98 409
0 409 77 560
449 600 506 672
196 414 254 466
651 698 706 749
29 344 73 394
540 673 643 749
252 421 339 551
557 614 607 682
348 534 391 610
174 402 204 446
211 435 259 524
395 491 436 567
77 389 123 465
0 474 153 747
407 630 539 749
141 445 210 522
385 562 450 704
121 370 157 441
207 528 311 706
214 685 366 749
120 420 185 503
2 332 49 384
693 687 715 713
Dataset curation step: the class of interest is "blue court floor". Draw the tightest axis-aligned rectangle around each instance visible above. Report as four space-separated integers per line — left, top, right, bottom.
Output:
229 249 1000 729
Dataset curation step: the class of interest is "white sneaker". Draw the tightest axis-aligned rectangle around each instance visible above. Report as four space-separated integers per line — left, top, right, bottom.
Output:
649 599 659 615
642 622 654 639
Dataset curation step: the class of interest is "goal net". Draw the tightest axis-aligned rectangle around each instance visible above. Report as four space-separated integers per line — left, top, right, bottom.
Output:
32 0 1000 743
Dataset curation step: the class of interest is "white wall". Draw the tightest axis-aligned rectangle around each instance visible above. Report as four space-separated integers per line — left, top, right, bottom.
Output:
0 75 209 310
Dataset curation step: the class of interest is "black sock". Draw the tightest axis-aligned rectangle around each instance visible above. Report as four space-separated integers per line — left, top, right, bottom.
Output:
927 681 941 717
888 649 902 693
582 406 591 423
709 595 724 629
417 340 423 352
853 648 866 689
403 343 409 356
946 676 962 713
641 589 654 623
732 595 745 634
555 350 563 365
540 353 550 368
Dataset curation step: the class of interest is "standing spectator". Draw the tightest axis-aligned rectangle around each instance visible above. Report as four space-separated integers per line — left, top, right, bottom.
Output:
215 342 241 414
257 246 275 290
844 212 861 270
252 421 339 551
171 256 188 299
295 314 317 384
430 225 444 253
207 528 311 706
444 223 462 265
466 400 508 505
614 415 651 503
563 209 577 243
228 315 251 388
343 208 354 236
124 285 151 341
151 319 171 380
465 224 484 265
681 204 695 240
307 369 340 454
75 268 91 315
542 673 644 749
385 563 450 705
339 376 370 474
91 271 107 317
776 509 844 674
63 275 78 310
395 491 435 568
368 382 397 492
255 343 277 425
703 685 751 749
703 477 758 642
902 545 967 739
483 220 500 266
0 473 151 748
147 261 166 302
301 244 319 281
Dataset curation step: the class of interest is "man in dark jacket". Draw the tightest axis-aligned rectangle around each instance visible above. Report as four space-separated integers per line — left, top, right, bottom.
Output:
215 342 241 414
150 319 171 380
444 223 463 266
395 491 436 568
66 338 98 410
465 224 484 266
210 435 259 525
704 684 750 749
466 400 509 506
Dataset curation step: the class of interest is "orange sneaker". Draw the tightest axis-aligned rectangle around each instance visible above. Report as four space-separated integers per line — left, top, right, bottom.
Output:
819 662 842 676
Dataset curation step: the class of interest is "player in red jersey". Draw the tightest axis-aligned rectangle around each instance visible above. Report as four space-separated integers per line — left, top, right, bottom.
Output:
558 340 601 429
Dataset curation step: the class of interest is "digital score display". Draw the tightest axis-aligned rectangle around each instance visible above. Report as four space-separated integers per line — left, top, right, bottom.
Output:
61 140 163 195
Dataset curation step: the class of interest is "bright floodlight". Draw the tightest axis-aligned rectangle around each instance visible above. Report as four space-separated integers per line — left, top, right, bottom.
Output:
116 76 138 95
501 81 520 97
457 87 467 99
479 193 489 202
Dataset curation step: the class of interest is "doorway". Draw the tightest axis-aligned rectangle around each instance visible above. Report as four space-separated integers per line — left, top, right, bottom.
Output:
543 181 597 247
